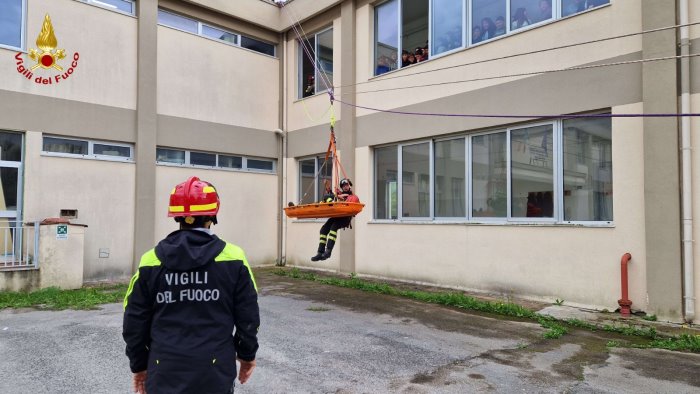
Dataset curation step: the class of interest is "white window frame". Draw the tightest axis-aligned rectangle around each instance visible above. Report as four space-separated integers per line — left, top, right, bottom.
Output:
41 136 134 162
373 0 610 74
372 115 613 225
0 0 27 51
157 8 276 58
78 0 136 16
298 26 333 99
155 147 276 174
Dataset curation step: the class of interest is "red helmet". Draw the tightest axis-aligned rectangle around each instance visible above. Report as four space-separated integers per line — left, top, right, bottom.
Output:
168 176 220 218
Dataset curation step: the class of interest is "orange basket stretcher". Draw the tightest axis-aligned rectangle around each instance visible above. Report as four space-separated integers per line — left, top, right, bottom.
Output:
284 202 365 219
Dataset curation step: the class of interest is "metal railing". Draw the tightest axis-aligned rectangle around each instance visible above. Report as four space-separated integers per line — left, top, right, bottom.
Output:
0 221 40 270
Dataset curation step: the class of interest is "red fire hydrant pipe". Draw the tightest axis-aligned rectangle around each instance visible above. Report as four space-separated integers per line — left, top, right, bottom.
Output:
618 253 633 317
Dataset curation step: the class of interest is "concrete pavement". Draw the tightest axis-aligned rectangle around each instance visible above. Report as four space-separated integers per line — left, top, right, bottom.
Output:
0 268 698 393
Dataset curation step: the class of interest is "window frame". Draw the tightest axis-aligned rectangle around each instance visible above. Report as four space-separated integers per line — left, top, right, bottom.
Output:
41 136 134 162
79 0 136 16
372 115 613 225
0 0 27 51
297 155 334 203
157 8 277 58
155 147 276 174
298 26 334 99
373 0 610 75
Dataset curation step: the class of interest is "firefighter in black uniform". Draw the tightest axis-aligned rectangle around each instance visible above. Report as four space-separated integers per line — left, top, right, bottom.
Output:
123 176 259 394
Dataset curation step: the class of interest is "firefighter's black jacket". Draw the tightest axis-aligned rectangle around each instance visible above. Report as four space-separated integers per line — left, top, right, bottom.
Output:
123 229 259 394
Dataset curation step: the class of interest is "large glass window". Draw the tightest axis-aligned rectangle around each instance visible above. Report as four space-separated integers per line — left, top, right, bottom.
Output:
299 28 333 98
0 0 23 49
375 146 398 219
298 155 332 204
431 0 463 56
373 0 428 76
472 132 507 217
563 117 612 221
375 0 399 76
402 143 430 218
471 0 507 44
373 116 611 223
434 139 465 217
510 124 554 218
562 0 609 18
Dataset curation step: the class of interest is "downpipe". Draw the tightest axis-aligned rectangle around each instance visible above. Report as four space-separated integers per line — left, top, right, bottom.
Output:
618 253 633 318
680 0 695 323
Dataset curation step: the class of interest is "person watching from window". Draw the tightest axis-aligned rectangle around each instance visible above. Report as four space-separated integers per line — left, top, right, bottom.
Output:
400 50 410 67
472 26 483 44
481 17 497 41
511 7 531 29
494 16 506 36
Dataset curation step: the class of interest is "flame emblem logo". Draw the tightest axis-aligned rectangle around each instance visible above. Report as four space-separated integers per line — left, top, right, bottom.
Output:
28 14 66 71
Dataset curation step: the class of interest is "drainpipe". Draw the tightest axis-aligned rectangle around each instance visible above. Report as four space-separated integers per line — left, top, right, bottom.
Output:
275 128 286 266
618 253 633 318
680 0 695 323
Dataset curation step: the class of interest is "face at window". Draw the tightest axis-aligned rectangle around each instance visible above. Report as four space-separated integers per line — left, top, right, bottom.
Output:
495 18 505 31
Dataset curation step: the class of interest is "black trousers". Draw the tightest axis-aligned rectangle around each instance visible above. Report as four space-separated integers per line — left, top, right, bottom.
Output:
317 217 352 253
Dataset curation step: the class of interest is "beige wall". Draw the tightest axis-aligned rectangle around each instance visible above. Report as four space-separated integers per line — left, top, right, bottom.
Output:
157 26 279 131
1 0 137 110
154 166 279 266
23 131 136 282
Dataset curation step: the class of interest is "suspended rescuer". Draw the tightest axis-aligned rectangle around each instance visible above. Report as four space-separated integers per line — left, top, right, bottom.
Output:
123 176 260 394
312 178 360 261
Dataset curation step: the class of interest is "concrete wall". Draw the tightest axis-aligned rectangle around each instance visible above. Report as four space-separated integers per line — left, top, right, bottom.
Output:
38 224 84 289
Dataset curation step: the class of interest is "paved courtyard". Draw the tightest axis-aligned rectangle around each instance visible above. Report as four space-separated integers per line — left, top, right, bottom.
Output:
1 269 699 393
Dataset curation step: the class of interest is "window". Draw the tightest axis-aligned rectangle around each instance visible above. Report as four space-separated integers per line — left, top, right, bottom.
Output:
373 0 609 74
202 25 237 45
472 132 507 217
375 146 398 219
298 155 332 204
299 28 333 98
510 124 554 218
435 139 465 217
43 136 133 161
190 151 216 167
158 9 276 56
373 0 428 76
82 0 135 14
401 143 430 218
0 0 24 50
562 0 609 18
241 36 275 57
373 115 612 223
471 0 507 44
431 0 464 55
156 148 275 173
218 155 242 169
158 10 198 34
562 117 612 221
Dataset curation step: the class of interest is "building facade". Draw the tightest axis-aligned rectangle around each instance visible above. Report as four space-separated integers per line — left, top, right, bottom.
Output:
1 0 699 323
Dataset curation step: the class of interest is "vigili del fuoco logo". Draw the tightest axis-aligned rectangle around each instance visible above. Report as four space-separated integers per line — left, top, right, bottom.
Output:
15 14 80 85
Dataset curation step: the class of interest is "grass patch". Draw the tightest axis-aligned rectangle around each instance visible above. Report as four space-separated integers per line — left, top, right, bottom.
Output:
274 268 700 352
0 284 128 310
